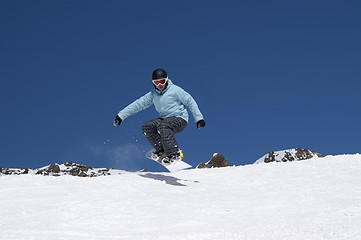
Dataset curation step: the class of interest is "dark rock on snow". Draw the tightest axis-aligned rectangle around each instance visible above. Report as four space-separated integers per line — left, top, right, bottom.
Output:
255 148 324 164
1 162 124 177
197 153 232 169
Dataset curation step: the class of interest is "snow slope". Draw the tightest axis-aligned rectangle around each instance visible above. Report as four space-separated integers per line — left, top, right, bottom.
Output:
1 154 361 240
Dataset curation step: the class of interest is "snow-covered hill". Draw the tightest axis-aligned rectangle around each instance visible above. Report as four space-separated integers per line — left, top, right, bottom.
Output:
255 148 324 164
0 161 126 177
1 154 361 240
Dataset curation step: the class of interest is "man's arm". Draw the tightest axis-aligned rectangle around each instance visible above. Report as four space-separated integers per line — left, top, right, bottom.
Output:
117 92 153 121
177 88 204 123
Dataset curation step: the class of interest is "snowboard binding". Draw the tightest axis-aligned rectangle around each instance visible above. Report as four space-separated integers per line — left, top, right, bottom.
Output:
161 149 183 165
146 148 190 172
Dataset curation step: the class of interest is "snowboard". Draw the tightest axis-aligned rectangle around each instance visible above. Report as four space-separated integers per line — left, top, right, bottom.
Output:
145 149 192 172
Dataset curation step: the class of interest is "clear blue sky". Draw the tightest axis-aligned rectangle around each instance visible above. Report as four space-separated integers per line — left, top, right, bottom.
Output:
1 0 360 172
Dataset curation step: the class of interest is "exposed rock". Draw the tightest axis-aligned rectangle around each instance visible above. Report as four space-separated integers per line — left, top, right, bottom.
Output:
0 162 125 177
295 148 324 160
64 161 73 167
78 171 88 177
197 163 207 169
69 168 81 176
48 163 61 173
36 163 63 176
197 153 232 169
0 167 31 175
256 148 324 164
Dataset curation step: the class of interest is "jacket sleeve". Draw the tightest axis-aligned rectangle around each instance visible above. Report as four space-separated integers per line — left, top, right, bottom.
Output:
117 92 153 120
177 88 204 123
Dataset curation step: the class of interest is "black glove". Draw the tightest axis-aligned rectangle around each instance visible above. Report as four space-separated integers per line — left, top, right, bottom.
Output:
196 119 206 129
113 115 122 126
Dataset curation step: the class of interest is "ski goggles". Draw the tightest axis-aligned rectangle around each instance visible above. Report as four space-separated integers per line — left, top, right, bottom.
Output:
152 77 168 86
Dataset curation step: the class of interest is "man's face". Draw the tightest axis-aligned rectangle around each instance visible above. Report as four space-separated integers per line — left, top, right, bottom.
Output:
153 78 168 91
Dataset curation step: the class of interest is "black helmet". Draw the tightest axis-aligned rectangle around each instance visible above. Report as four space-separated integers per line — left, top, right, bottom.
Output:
152 68 167 80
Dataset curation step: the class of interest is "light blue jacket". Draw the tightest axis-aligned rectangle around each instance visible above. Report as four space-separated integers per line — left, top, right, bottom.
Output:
118 80 203 123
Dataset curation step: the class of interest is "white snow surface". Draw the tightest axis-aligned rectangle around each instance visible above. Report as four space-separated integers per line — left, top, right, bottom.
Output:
1 154 361 240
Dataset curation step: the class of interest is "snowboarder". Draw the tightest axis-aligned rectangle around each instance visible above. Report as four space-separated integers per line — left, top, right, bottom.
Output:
113 68 206 163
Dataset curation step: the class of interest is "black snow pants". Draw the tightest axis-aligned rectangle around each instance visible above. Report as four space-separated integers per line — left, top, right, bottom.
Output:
142 117 188 155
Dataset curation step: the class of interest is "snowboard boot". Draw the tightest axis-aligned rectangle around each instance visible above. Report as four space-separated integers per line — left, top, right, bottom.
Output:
162 149 183 165
150 150 165 161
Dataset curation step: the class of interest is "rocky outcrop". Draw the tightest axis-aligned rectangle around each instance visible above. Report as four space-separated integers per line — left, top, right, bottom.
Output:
0 168 30 175
255 148 324 164
197 153 232 169
1 162 125 177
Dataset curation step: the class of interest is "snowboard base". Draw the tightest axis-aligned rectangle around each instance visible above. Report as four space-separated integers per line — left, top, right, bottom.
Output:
145 150 192 172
